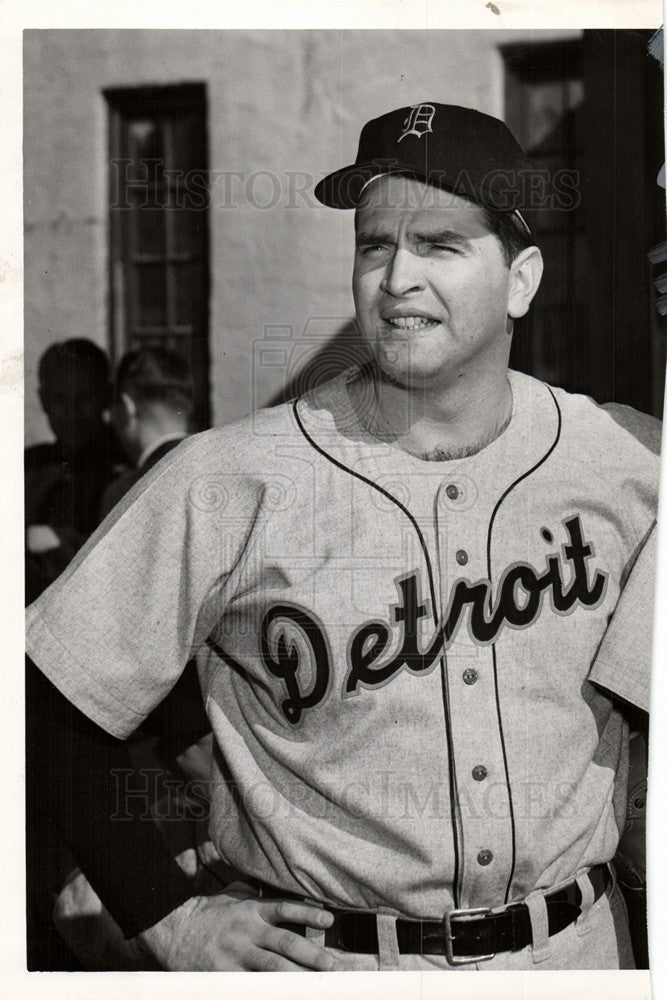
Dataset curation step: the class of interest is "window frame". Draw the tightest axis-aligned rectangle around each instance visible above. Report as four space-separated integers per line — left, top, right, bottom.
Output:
105 83 211 429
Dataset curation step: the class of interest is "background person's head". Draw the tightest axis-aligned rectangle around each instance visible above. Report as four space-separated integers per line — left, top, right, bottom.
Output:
112 347 193 463
38 339 110 453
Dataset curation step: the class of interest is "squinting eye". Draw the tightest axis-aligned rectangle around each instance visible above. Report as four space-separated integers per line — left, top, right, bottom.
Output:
357 244 389 256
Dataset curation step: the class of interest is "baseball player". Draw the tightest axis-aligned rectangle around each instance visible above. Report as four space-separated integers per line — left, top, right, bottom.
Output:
26 103 660 972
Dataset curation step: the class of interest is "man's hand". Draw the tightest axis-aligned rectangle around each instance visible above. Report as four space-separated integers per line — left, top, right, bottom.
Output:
26 524 62 554
137 884 336 971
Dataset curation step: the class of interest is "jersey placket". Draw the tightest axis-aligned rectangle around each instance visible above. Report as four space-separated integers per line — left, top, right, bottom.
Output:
434 473 515 910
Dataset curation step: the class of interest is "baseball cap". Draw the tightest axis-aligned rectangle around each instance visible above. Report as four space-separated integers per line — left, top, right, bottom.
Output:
314 103 535 221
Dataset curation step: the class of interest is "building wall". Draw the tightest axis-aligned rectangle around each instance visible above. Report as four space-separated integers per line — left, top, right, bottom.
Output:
23 28 578 444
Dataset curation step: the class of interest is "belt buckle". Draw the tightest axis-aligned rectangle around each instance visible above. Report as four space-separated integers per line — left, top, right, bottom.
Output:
444 906 495 966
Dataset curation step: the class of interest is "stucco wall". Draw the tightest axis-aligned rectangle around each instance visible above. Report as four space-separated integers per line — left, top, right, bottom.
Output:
23 28 579 444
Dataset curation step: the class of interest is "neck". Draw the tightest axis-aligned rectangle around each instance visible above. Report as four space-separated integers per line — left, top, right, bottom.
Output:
129 415 188 465
363 364 513 459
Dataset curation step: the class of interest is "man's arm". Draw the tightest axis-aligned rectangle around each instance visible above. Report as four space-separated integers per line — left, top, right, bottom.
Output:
26 656 335 969
26 655 195 936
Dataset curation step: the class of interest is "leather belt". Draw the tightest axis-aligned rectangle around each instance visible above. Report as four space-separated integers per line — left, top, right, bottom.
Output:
269 863 611 963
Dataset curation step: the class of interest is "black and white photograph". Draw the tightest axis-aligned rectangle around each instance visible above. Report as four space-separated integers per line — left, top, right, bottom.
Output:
6 6 666 996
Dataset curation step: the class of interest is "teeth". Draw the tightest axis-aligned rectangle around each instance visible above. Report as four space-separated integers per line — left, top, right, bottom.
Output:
387 316 436 330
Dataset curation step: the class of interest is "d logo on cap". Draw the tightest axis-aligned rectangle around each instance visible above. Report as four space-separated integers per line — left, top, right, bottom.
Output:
398 103 436 142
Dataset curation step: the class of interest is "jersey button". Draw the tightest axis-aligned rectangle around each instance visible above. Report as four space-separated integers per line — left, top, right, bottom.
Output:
472 765 488 782
456 549 468 565
462 668 478 685
477 850 493 866
446 484 460 500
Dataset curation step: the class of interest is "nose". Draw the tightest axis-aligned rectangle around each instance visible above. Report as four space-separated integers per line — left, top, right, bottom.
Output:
380 247 424 297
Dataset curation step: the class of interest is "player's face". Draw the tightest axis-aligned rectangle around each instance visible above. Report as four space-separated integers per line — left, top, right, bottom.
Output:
353 176 528 390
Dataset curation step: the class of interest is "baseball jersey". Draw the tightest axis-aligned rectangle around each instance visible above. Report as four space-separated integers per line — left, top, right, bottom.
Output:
26 367 660 920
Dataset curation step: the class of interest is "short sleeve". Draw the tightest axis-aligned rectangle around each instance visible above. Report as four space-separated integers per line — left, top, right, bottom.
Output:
588 525 657 713
25 433 260 739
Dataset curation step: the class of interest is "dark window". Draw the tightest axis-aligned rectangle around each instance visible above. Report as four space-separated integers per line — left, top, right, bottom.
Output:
502 40 588 391
105 84 210 428
502 32 665 416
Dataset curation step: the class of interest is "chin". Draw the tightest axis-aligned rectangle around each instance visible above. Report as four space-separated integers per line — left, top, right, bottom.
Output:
373 353 442 390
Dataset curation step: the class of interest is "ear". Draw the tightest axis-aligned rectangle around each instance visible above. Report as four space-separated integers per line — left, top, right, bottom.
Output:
508 246 543 319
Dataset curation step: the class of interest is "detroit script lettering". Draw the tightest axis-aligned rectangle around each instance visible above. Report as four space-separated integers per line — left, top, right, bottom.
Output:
261 516 607 724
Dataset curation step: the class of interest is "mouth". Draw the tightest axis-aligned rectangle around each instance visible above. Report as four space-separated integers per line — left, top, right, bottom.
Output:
384 315 439 331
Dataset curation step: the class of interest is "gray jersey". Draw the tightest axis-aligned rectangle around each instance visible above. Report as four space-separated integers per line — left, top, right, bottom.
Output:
26 368 660 918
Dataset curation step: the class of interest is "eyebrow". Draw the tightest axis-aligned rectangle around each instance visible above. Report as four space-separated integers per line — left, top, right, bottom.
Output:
355 229 473 248
355 230 395 246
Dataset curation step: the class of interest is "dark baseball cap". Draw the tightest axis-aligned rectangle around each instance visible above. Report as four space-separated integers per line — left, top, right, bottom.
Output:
314 102 535 218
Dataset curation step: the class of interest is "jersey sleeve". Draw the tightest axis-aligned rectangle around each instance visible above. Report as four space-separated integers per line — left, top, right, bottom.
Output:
588 524 657 713
25 432 262 739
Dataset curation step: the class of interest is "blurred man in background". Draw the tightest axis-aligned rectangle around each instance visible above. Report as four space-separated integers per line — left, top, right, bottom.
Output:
25 338 123 604
99 347 193 520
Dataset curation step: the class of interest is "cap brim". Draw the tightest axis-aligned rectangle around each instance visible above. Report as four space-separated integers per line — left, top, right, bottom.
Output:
315 162 536 236
314 162 515 212
314 163 438 209
314 163 385 208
